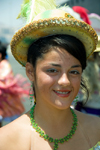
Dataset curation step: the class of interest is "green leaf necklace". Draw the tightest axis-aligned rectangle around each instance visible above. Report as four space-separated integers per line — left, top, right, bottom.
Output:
30 105 78 150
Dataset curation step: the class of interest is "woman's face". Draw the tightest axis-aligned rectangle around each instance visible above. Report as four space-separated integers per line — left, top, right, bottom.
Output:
27 47 82 109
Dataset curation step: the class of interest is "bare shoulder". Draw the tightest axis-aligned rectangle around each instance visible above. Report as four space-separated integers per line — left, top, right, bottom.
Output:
75 110 100 143
0 112 31 150
75 109 100 127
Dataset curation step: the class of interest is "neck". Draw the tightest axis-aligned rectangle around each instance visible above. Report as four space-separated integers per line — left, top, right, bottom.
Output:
33 102 73 138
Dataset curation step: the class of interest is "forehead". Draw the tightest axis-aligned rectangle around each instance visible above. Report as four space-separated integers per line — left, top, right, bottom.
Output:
37 47 81 66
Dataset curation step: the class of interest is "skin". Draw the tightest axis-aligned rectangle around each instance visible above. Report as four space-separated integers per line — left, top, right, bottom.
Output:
0 47 100 150
27 47 82 110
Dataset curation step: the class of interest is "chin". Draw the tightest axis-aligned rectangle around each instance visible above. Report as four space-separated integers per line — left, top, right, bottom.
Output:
54 100 71 110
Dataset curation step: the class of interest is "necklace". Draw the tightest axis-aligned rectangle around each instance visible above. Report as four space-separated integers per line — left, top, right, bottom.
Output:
30 105 78 150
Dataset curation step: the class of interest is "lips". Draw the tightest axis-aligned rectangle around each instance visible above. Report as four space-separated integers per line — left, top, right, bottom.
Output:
53 90 71 98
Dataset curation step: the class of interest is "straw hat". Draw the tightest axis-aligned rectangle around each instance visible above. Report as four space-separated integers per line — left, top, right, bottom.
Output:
10 1 98 66
87 36 100 61
95 35 100 52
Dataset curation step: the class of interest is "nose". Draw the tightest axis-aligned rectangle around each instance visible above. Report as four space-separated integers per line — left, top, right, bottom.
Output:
58 73 70 86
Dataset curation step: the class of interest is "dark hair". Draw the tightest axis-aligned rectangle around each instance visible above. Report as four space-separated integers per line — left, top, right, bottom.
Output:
0 41 7 60
27 34 89 100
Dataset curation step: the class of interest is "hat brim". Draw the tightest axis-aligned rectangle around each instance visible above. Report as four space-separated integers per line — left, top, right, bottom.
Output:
94 35 100 52
10 17 98 66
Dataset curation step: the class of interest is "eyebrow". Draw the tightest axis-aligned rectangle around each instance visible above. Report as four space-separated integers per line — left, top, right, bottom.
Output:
49 63 81 68
71 65 82 68
50 63 61 67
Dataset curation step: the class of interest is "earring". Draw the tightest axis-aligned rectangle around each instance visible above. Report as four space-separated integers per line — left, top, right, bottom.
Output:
29 84 36 105
74 96 78 107
29 85 34 106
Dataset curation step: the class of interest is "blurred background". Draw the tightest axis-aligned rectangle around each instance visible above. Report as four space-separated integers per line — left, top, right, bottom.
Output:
0 0 100 126
0 0 100 44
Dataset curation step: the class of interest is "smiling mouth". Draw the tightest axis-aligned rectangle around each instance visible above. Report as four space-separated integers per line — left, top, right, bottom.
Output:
53 90 71 97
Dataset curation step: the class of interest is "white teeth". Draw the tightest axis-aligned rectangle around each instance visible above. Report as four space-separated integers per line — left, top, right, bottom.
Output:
55 91 69 94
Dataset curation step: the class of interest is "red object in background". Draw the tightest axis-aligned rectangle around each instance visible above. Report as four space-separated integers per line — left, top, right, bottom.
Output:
72 6 91 25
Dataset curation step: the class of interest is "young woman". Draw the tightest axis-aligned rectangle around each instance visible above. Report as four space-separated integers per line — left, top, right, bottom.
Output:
0 1 100 149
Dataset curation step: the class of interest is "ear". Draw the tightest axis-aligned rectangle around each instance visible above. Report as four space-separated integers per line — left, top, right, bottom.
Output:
25 62 34 81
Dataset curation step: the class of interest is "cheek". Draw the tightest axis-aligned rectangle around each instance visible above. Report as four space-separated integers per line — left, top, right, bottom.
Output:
36 72 55 89
71 77 81 88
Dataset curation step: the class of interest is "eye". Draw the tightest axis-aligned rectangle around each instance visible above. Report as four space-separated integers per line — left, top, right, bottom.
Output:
70 70 80 75
46 68 58 73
